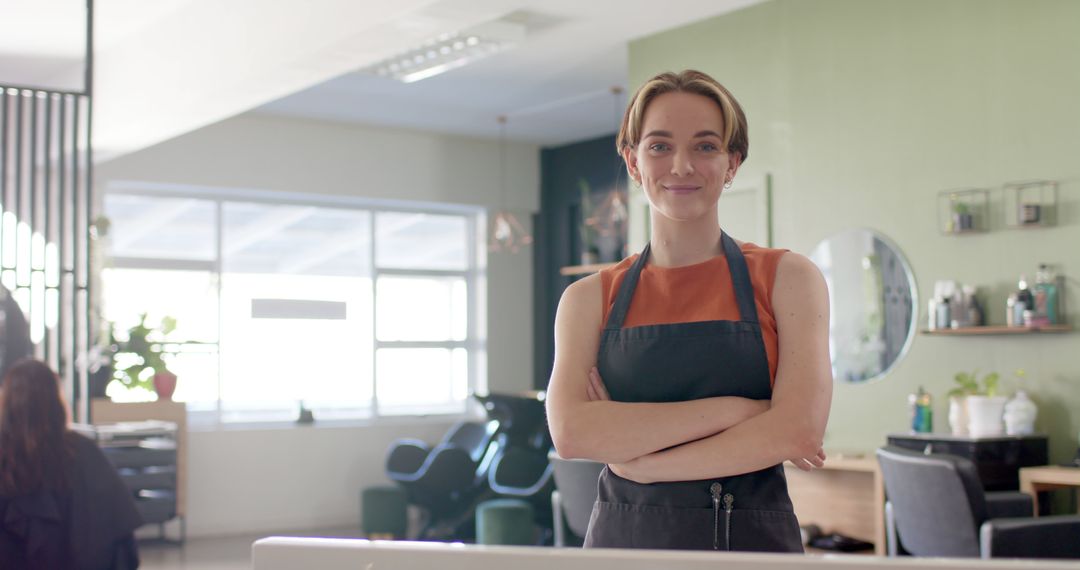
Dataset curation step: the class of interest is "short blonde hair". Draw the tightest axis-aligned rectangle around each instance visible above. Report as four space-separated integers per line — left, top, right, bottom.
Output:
617 70 749 162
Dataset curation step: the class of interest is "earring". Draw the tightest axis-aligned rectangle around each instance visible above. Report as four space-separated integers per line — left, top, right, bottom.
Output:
724 179 733 189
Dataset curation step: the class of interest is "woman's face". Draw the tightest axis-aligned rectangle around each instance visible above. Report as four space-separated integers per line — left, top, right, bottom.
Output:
624 91 741 223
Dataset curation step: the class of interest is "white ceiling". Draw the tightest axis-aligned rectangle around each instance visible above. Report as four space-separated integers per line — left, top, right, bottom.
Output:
255 0 765 145
1 0 763 153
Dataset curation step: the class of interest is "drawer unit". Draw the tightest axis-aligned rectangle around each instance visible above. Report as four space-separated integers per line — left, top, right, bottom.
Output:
886 433 1048 491
92 420 183 541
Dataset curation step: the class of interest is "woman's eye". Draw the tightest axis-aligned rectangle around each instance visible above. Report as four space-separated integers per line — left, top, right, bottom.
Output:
648 143 670 152
698 143 719 152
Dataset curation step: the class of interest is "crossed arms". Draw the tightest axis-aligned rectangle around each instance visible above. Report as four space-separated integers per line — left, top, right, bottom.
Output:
545 252 833 484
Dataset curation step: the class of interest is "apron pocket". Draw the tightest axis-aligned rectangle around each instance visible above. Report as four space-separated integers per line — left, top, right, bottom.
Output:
583 501 714 550
729 509 804 553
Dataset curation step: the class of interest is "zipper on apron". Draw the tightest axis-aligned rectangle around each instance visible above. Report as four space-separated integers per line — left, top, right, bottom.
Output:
723 493 735 551
709 482 723 550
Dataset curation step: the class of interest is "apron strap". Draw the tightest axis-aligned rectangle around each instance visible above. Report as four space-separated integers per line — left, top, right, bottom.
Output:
721 231 760 324
604 233 760 330
604 243 651 330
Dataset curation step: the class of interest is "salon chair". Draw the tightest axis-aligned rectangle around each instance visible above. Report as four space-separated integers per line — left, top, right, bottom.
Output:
549 454 604 547
471 392 556 543
385 420 500 539
877 446 1080 559
486 444 556 543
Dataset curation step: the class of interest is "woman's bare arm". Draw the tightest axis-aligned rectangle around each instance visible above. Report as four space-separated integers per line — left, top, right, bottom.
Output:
545 273 769 464
607 252 833 482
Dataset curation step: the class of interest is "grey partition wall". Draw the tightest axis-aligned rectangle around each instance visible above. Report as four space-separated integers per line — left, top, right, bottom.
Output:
0 0 94 422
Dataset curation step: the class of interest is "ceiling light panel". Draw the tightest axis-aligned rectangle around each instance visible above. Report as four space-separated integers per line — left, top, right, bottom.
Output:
364 20 525 83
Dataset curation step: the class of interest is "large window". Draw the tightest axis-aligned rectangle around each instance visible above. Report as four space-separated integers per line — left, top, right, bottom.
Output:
101 188 482 424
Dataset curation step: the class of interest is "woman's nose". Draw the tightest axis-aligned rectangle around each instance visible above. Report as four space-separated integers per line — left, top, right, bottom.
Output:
670 149 694 176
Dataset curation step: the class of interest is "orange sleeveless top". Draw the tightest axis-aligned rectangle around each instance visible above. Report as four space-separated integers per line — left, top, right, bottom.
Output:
599 242 788 387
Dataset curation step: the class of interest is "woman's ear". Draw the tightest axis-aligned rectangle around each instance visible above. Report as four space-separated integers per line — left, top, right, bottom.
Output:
622 147 641 185
727 152 743 181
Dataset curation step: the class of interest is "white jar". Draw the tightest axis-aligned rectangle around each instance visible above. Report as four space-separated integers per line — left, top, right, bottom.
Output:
1004 390 1038 436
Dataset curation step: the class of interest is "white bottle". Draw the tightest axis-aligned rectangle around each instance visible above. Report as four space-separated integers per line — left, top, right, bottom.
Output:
1004 390 1038 436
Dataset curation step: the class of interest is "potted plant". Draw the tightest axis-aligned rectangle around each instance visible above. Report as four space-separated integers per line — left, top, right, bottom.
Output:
950 197 974 232
105 313 180 401
948 370 1004 437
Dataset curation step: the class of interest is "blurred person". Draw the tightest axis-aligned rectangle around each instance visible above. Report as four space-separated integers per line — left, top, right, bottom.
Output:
0 358 142 569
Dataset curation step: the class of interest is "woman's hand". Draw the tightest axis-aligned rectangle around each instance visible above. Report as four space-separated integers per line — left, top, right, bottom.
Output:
608 459 654 484
585 367 610 401
788 448 827 471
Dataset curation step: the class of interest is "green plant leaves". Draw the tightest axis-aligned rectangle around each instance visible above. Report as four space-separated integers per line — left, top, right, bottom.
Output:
949 370 999 397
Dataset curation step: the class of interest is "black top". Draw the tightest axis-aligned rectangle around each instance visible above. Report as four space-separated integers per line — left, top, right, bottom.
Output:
0 433 142 569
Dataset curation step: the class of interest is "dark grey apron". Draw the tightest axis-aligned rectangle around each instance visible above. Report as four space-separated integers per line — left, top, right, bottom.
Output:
583 232 804 552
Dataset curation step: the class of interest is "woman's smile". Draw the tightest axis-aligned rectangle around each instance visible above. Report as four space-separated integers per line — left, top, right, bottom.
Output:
663 184 701 194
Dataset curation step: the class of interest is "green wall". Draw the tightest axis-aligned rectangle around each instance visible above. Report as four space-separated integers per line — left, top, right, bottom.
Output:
628 0 1080 463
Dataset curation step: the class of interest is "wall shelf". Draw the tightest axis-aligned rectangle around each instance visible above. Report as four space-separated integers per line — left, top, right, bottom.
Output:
559 262 616 276
921 325 1071 336
938 188 990 234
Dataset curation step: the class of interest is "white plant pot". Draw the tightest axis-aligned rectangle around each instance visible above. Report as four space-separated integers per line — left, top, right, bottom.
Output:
966 396 1007 437
948 396 969 436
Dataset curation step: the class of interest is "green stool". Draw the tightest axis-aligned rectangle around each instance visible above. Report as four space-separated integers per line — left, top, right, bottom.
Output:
475 499 535 545
361 486 408 539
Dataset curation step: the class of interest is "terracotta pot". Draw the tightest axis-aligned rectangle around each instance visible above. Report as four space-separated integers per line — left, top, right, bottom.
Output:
153 370 178 401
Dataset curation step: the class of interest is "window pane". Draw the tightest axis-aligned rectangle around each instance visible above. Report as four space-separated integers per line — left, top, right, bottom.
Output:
375 212 468 270
376 348 467 415
165 344 219 411
104 195 216 260
220 204 374 421
223 203 371 276
376 276 466 341
100 268 219 406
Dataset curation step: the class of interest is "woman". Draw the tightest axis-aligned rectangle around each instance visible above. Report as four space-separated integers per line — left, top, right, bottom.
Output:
0 358 142 569
546 70 832 552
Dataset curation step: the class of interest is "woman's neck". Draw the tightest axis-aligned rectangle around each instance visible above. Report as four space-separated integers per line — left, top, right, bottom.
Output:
647 212 724 267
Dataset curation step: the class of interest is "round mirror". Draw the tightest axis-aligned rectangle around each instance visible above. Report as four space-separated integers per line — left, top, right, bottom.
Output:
809 229 916 384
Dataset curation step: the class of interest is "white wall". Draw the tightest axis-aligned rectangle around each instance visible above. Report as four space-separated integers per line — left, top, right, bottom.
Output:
96 113 540 537
184 420 456 537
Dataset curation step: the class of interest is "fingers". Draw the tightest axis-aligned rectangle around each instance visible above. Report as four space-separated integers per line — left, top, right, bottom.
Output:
589 367 611 401
789 458 812 471
788 453 825 471
585 379 598 401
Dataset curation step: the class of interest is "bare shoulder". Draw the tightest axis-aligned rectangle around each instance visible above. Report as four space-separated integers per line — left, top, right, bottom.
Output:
772 252 828 313
556 273 603 325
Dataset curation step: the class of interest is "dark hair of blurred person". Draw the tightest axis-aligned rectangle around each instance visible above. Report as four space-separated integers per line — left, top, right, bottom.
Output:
0 358 76 495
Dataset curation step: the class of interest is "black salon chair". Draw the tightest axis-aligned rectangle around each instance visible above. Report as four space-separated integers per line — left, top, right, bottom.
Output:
487 443 555 542
877 446 1080 559
470 392 556 542
385 420 500 538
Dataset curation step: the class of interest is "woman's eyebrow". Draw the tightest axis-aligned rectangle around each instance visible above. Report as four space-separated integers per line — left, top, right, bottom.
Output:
641 130 722 139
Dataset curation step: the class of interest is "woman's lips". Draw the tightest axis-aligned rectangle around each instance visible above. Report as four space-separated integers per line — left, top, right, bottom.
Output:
664 185 699 194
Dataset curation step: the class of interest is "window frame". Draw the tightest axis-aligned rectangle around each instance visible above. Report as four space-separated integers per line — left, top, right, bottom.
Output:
104 183 485 428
